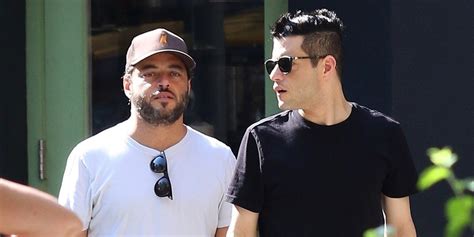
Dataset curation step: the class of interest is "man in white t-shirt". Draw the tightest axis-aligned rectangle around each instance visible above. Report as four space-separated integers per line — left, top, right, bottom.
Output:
58 28 236 237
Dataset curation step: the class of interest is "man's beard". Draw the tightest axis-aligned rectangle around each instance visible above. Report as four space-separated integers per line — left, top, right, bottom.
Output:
132 88 189 126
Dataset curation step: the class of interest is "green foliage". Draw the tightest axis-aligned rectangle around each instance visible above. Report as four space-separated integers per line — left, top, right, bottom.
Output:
365 147 472 237
363 229 378 237
427 147 458 168
463 178 474 192
418 147 474 237
417 166 451 191
445 196 474 237
363 226 395 237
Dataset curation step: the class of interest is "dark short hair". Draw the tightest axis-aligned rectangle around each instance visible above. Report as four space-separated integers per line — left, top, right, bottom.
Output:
271 9 344 77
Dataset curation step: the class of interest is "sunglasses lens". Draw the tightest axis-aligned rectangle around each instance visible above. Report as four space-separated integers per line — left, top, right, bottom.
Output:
150 155 166 173
265 60 277 74
154 177 171 197
278 57 292 73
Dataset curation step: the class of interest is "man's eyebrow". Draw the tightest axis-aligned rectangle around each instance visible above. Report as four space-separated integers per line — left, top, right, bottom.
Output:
138 64 158 71
169 64 186 71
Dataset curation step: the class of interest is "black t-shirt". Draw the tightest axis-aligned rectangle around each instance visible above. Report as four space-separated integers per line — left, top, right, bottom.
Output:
226 103 418 237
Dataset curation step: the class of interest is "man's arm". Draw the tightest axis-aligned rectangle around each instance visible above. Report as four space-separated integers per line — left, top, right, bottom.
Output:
226 205 259 237
215 227 228 237
0 178 84 237
383 195 416 237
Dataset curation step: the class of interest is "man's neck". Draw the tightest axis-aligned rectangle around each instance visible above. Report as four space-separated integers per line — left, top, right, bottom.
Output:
299 89 352 126
125 115 187 151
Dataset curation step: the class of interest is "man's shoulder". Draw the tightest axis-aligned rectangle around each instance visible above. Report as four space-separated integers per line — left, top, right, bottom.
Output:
72 123 126 155
352 103 400 128
186 126 233 152
247 110 292 132
185 126 236 168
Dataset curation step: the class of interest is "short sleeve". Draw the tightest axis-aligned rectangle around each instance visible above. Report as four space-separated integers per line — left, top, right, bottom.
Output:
58 146 92 230
217 149 237 227
382 124 418 198
225 127 264 213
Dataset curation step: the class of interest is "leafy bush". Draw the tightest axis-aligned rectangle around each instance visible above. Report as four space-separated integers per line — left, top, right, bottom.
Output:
364 147 473 237
417 147 473 237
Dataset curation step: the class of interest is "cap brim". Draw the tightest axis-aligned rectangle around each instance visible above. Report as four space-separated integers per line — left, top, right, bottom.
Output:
130 49 196 70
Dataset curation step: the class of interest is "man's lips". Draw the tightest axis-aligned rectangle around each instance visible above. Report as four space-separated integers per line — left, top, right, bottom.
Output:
152 91 175 100
273 85 287 94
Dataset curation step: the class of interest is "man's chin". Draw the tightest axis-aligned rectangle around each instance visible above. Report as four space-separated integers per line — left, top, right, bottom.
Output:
151 100 171 108
151 102 181 113
141 114 181 126
277 101 289 110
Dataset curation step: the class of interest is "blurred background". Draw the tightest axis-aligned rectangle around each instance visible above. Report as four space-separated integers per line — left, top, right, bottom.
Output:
1 0 472 236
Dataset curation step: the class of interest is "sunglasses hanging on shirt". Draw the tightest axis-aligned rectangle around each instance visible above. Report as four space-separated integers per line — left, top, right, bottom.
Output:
150 152 173 200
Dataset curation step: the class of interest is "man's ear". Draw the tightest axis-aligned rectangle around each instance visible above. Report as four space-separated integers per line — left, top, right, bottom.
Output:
323 55 337 75
187 79 192 95
123 75 132 98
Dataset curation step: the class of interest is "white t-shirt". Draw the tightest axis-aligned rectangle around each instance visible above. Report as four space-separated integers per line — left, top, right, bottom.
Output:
58 122 236 237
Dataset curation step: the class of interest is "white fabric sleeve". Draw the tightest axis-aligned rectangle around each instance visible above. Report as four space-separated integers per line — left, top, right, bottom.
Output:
217 149 237 228
58 146 92 231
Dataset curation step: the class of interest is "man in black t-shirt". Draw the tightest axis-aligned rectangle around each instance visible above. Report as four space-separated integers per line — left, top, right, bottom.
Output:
225 9 418 237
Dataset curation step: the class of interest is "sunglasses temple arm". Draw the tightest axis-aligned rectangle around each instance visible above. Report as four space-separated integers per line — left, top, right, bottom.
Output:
165 171 173 200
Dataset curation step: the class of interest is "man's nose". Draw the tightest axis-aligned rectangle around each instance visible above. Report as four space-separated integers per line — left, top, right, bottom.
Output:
158 84 169 90
269 67 285 82
155 74 171 89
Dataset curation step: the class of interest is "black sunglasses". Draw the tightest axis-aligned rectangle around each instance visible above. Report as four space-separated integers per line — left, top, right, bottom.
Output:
264 55 324 75
150 152 173 200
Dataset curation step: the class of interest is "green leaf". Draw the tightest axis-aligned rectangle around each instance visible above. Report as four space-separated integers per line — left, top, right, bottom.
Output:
417 165 452 191
462 177 474 192
444 195 474 237
363 229 377 237
427 147 458 168
363 226 386 237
